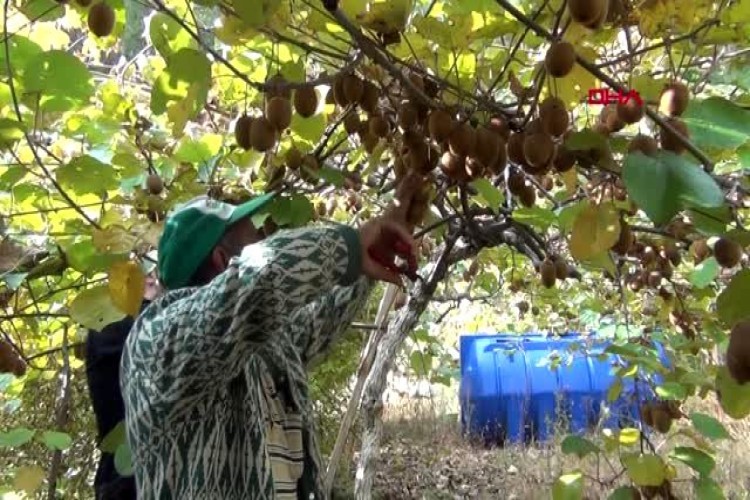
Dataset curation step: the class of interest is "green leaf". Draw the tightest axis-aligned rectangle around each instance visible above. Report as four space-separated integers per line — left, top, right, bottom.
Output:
317 167 345 187
716 269 750 327
690 257 719 289
231 0 266 27
512 206 556 230
0 35 43 78
22 50 94 112
608 487 642 500
690 413 731 440
622 151 725 225
291 113 326 144
409 351 430 377
656 382 687 400
564 129 608 151
114 442 133 476
716 365 750 419
683 97 750 150
618 427 640 446
70 285 127 331
689 206 732 236
0 118 26 147
724 228 750 247
40 431 72 451
694 477 726 500
670 446 715 477
174 134 223 164
471 178 504 212
622 453 667 486
13 465 45 495
19 0 65 22
55 155 119 196
551 470 584 500
100 420 126 453
0 427 35 448
287 194 314 227
560 435 599 458
151 48 211 118
149 12 198 61
607 377 622 402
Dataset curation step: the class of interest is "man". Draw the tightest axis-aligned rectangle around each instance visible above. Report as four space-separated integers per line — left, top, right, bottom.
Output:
85 261 161 500
120 178 421 499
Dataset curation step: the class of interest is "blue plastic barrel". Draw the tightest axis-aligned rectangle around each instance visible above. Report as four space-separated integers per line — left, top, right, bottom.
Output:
459 333 669 445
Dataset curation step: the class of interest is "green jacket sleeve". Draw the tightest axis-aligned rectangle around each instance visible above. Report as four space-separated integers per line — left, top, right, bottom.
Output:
288 275 374 368
121 224 363 407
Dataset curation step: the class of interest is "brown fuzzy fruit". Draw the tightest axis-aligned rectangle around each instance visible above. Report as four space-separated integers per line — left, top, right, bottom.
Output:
523 133 555 168
266 74 292 100
628 134 658 156
612 221 633 255
617 98 644 124
545 41 576 78
599 105 625 133
449 122 477 158
640 403 654 427
266 96 292 131
250 117 277 152
293 86 318 118
440 151 468 182
568 0 607 25
659 117 689 153
398 101 419 130
554 143 576 172
488 116 511 140
554 257 568 280
475 126 501 168
508 170 526 195
659 82 690 117
369 114 390 138
146 174 163 195
539 97 569 136
727 320 750 384
332 75 349 107
691 239 711 264
344 113 361 135
285 147 303 169
360 81 380 114
647 270 662 288
519 184 536 207
88 2 115 37
540 258 557 288
507 131 526 165
714 237 743 268
489 138 508 175
428 109 454 142
651 407 673 434
234 114 253 150
342 74 364 104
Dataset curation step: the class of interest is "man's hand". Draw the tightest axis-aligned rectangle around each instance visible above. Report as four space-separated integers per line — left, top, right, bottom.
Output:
384 173 427 232
358 217 417 286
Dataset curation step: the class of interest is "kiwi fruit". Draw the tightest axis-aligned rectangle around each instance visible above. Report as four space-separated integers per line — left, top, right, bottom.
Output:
507 131 527 165
285 147 303 169
616 98 644 124
517 300 530 314
266 96 292 131
647 270 662 288
332 75 349 107
475 126 501 167
612 221 633 254
489 139 508 175
449 122 477 158
714 237 743 268
651 406 673 433
690 239 711 264
440 151 468 182
508 170 526 195
88 2 115 37
361 131 380 153
300 154 320 182
554 143 576 172
599 105 625 133
234 114 253 150
342 74 364 104
523 132 555 168
146 174 164 195
640 403 654 427
368 114 390 138
727 320 750 384
659 117 689 153
544 41 576 78
360 81 380 114
250 117 277 152
627 134 658 156
519 183 536 207
540 258 556 288
428 109 454 142
659 82 689 117
554 256 568 280
294 86 318 118
398 101 419 130
568 0 606 25
266 74 292 100
344 113 361 135
582 0 609 29
663 244 681 267
539 97 569 136
488 116 511 140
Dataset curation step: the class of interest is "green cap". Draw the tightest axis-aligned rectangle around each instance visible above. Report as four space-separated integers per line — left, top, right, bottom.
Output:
157 193 275 290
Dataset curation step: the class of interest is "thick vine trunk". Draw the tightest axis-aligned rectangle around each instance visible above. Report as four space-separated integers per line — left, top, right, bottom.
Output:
46 329 71 500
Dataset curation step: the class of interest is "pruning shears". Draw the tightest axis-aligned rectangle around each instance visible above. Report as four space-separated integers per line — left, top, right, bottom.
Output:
367 234 421 283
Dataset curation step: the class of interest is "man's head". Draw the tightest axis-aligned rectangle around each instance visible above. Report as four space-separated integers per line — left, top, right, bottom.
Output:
157 194 276 290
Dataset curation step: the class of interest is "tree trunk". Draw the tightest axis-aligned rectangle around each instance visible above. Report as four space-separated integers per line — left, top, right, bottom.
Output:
46 328 72 500
353 239 457 500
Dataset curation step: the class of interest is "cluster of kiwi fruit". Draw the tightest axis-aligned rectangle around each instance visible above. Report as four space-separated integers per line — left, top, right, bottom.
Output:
617 229 681 294
0 340 26 377
538 254 570 289
640 399 682 434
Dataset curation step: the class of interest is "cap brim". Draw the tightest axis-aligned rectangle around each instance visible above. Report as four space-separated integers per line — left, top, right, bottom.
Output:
228 192 276 225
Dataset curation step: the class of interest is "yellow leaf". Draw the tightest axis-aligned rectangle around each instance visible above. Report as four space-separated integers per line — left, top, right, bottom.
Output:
562 167 578 196
92 225 138 254
108 261 146 317
619 427 640 445
569 202 621 261
13 465 45 494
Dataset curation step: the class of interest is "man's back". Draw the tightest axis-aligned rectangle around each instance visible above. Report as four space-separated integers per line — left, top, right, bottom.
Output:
121 225 372 499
